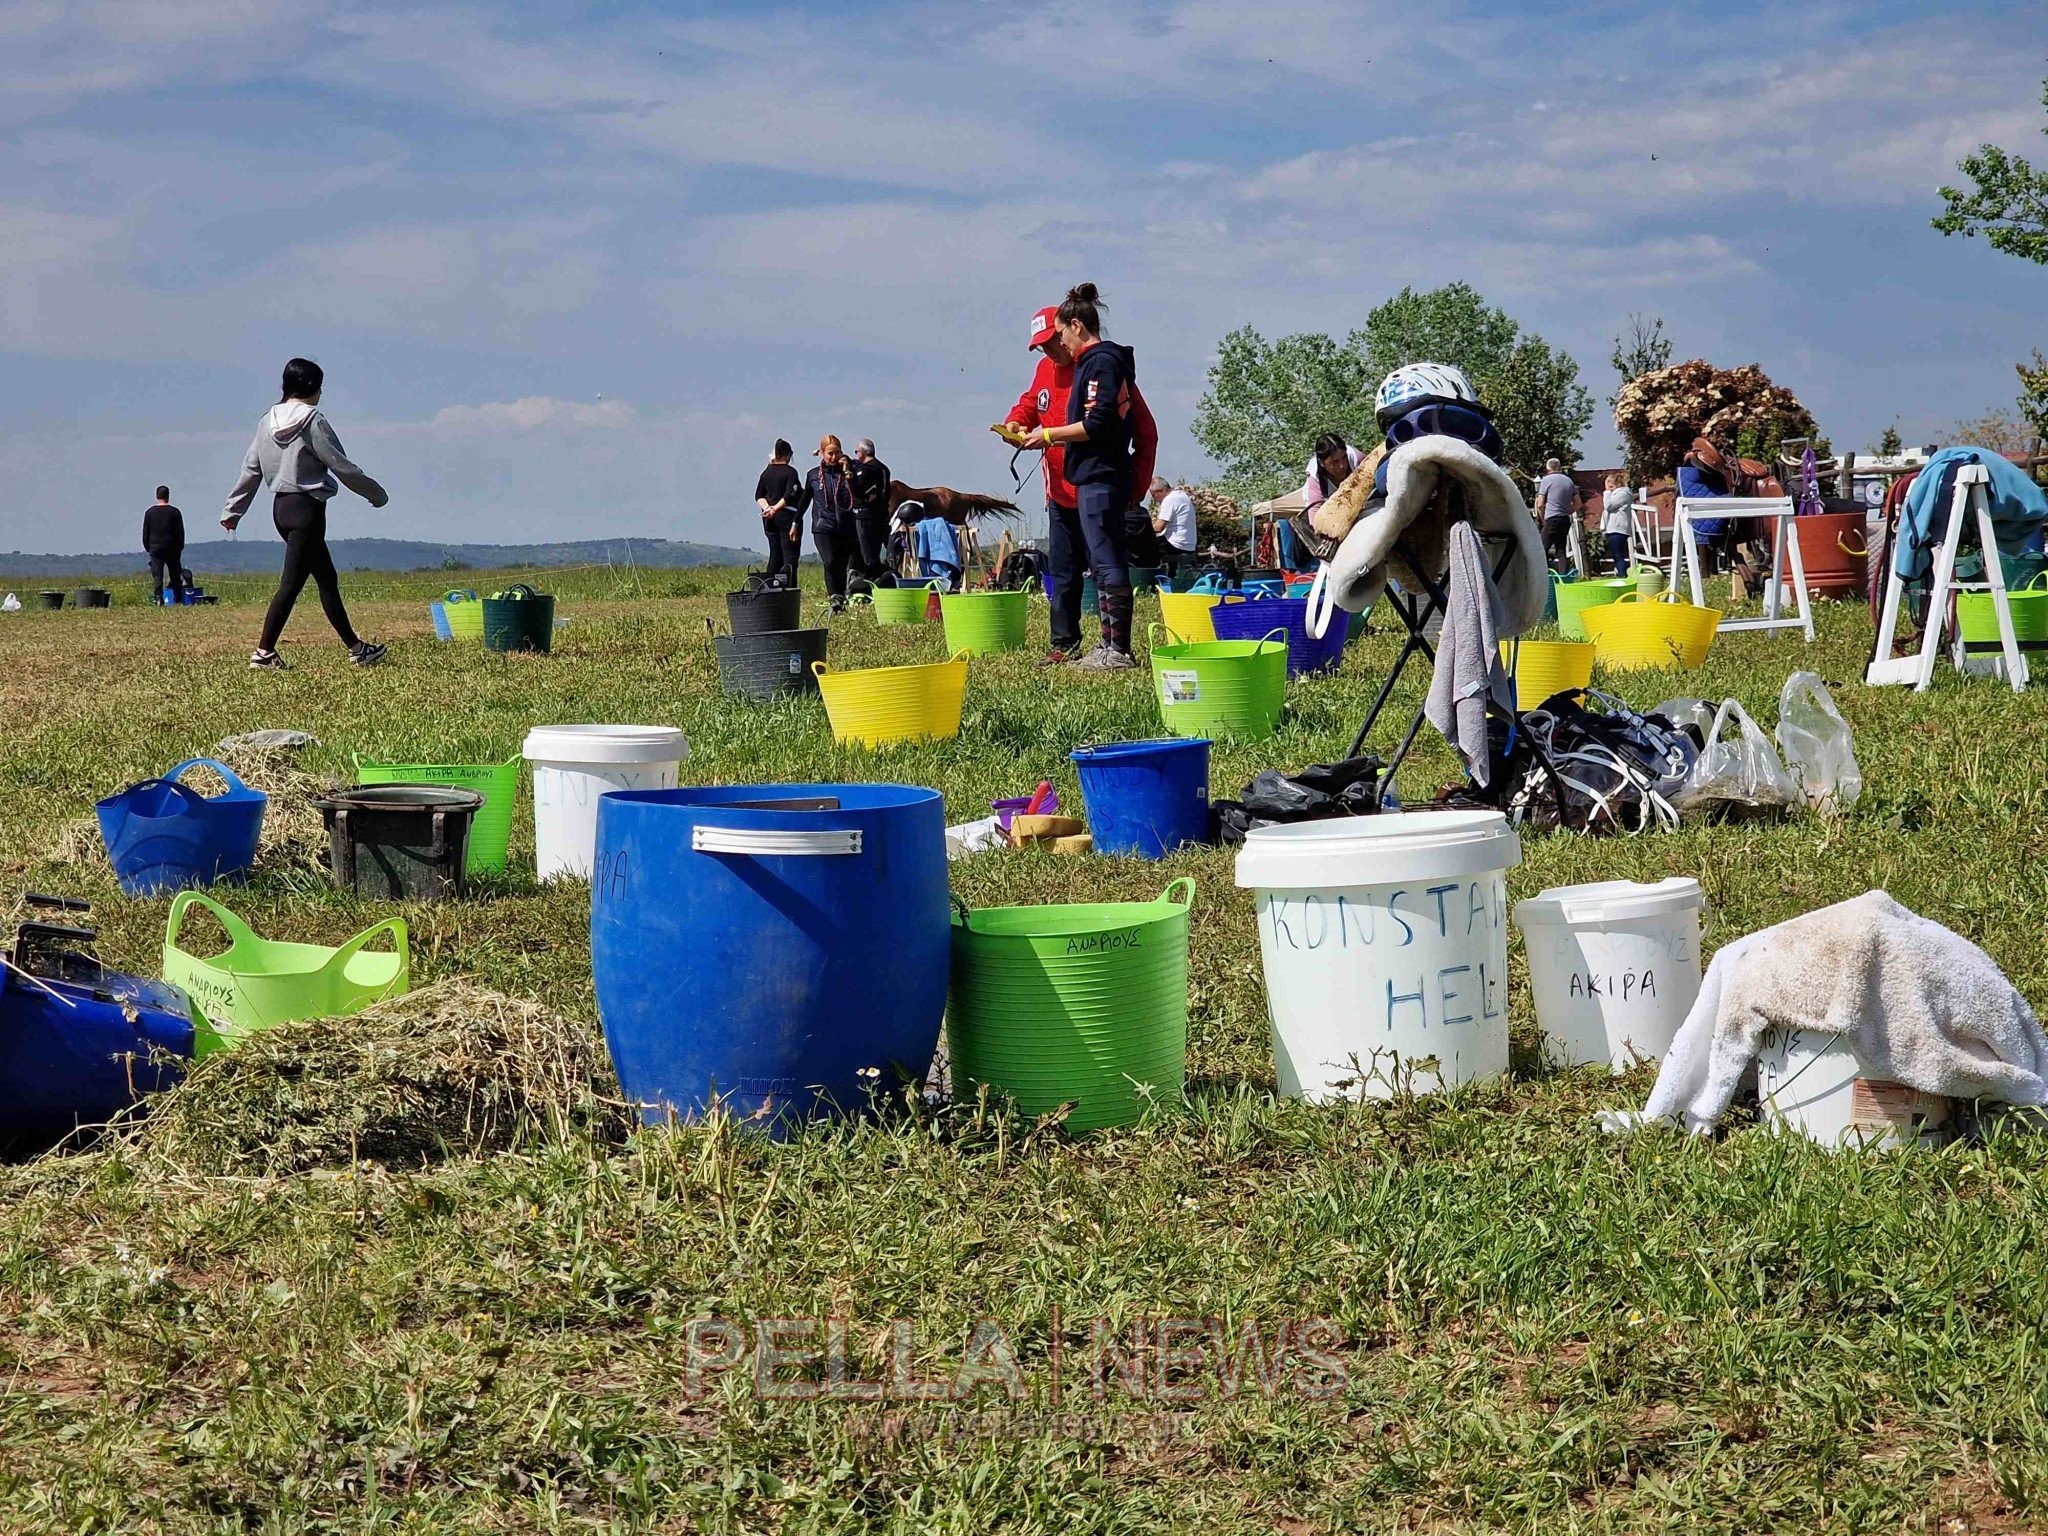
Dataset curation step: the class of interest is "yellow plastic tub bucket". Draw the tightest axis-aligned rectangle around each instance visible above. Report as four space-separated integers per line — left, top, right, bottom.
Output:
1502 639 1595 709
1581 592 1721 670
814 655 968 748
1157 591 1221 644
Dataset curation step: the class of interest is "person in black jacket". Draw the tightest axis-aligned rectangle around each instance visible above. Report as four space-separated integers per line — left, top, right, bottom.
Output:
1030 283 1138 668
753 440 803 587
847 438 893 581
804 435 860 612
142 485 185 604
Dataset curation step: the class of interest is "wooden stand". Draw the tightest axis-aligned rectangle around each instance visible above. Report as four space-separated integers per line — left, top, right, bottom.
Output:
1670 496 1813 641
1867 464 2028 692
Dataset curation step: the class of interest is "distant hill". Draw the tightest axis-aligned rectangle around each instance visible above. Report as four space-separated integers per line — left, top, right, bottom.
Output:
0 536 756 578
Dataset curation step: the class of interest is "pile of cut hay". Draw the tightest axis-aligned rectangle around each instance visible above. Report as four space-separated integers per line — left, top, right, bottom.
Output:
130 982 631 1175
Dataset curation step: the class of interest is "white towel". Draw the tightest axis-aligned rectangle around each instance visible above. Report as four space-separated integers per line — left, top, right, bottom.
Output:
1424 523 1512 787
1614 892 2048 1133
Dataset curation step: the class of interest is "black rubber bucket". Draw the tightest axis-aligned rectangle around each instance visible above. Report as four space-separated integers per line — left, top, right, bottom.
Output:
482 585 555 654
714 628 827 702
37 592 64 611
727 587 802 635
313 785 484 902
71 589 111 609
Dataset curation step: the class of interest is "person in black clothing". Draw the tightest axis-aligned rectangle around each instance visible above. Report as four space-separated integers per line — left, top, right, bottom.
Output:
753 440 803 587
143 485 185 604
805 435 860 612
1031 283 1139 669
847 438 893 581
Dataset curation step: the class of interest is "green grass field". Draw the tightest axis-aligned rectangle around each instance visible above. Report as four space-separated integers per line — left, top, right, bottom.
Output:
4 564 2048 1534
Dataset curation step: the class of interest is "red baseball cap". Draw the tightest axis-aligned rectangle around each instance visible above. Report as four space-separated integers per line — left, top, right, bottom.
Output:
1028 306 1058 350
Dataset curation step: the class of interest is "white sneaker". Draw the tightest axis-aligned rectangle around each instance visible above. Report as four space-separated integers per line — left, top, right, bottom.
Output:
1074 645 1138 672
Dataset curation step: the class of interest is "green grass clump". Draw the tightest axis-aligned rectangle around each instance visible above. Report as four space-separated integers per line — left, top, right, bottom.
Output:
2 564 2047 1532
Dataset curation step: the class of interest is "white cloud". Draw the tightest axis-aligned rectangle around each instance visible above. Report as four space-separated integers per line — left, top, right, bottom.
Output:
410 397 640 434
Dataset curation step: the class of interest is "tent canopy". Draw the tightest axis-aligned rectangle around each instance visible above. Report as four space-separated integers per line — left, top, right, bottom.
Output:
1249 488 1307 518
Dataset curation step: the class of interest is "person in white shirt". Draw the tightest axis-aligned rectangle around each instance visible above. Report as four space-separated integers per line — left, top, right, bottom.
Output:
1600 473 1635 576
1149 476 1198 584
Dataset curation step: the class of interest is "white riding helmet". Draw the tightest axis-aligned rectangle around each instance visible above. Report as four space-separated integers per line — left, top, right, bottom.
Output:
1374 362 1480 427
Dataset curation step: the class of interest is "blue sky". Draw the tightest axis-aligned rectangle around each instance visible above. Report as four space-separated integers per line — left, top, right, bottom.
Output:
3 0 2045 554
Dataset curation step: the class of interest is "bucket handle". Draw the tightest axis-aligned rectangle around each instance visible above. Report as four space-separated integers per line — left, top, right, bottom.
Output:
1146 620 1195 649
691 825 863 857
1254 627 1289 653
328 917 410 979
2026 571 2048 593
811 660 832 679
442 589 478 604
164 889 262 959
164 757 259 801
1836 532 1868 558
1159 876 1196 909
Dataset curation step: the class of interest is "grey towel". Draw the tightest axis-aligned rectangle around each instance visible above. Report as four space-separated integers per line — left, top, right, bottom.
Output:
1424 522 1513 787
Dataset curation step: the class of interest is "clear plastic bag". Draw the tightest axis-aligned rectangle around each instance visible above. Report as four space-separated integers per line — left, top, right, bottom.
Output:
1775 671 1863 812
1672 699 1801 821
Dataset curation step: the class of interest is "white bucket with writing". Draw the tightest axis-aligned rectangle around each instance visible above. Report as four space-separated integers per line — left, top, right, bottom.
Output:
1234 810 1520 1100
1512 877 1703 1073
523 725 689 882
1757 1025 1956 1149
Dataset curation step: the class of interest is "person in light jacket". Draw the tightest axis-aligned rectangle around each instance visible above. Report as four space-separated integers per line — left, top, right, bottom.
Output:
1601 473 1635 576
221 358 387 670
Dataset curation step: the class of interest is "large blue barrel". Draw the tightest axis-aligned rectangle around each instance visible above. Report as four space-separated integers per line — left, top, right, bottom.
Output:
591 784 949 1133
0 967 195 1153
95 758 268 897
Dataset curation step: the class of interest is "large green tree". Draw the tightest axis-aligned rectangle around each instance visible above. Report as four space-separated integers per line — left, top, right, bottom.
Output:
1933 78 2048 263
1191 283 1593 502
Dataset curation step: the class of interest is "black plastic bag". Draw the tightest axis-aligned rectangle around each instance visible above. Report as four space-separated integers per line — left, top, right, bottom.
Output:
1212 755 1384 844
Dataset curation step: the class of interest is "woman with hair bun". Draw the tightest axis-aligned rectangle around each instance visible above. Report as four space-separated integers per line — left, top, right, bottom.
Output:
1028 283 1141 669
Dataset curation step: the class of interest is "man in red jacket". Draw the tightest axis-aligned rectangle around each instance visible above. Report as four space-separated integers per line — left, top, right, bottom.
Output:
994 304 1159 662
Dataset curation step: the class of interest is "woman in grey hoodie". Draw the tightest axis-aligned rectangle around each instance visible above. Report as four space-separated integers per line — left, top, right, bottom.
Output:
222 358 388 670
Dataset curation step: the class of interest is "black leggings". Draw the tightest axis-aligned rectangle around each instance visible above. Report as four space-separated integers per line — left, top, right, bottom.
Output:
147 546 183 602
814 525 854 602
259 492 359 651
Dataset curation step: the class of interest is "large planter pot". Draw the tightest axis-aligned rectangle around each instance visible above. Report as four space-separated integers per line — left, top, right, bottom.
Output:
1792 511 1867 601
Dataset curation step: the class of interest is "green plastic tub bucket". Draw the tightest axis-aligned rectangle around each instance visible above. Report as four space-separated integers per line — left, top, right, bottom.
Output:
434 589 483 641
1958 572 2048 650
871 582 938 625
162 892 409 1056
1554 576 1632 640
1147 623 1287 740
356 756 520 875
946 879 1193 1132
939 590 1028 655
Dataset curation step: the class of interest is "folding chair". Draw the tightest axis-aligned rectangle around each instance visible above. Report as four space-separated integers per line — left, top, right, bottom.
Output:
1345 529 1523 790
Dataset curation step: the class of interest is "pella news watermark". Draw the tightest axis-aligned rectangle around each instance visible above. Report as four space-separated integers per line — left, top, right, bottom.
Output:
682 1312 1348 1404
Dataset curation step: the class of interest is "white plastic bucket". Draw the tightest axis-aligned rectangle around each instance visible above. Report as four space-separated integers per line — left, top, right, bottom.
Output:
1234 810 1521 1100
523 725 689 882
1757 1025 1956 1149
1512 877 1703 1073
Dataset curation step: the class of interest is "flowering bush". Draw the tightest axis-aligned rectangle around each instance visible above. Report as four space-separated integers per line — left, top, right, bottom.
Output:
1614 360 1817 480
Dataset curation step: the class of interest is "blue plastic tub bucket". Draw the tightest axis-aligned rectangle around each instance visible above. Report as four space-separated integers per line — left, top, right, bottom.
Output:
95 758 268 897
591 783 950 1134
1070 739 1212 858
1210 594 1345 676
